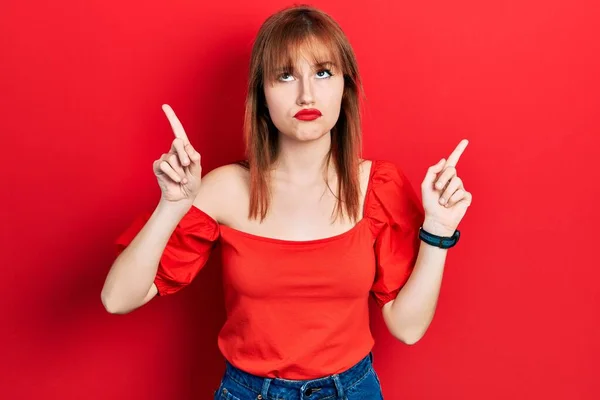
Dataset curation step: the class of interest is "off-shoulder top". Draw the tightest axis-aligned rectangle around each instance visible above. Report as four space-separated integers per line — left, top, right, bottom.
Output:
114 159 425 379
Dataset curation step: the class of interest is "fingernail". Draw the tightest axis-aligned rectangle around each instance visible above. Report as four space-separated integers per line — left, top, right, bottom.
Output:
182 178 188 184
439 198 446 205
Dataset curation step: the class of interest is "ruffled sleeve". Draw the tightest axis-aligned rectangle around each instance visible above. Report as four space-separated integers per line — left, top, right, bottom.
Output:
114 205 220 296
366 160 425 308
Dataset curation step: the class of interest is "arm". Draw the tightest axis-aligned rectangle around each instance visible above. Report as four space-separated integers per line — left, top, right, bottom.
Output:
101 200 193 314
100 166 226 315
382 140 472 344
381 219 449 345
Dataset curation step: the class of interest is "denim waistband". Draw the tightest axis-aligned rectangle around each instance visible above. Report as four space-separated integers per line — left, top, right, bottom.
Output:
223 352 374 399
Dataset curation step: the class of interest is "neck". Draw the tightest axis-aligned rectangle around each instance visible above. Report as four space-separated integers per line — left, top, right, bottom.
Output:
273 132 333 183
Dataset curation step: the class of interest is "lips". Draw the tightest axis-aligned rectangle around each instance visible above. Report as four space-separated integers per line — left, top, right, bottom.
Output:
294 108 322 120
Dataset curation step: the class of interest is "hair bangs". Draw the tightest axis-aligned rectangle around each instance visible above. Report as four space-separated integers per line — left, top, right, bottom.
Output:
262 27 344 83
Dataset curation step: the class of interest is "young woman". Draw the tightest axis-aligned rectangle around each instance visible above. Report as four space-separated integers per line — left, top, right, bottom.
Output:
101 5 472 400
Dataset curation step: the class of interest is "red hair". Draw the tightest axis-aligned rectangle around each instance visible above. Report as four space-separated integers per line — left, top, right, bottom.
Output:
243 4 366 223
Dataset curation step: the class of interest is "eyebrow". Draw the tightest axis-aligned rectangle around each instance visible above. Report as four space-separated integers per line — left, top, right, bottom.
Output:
277 60 337 73
313 61 335 68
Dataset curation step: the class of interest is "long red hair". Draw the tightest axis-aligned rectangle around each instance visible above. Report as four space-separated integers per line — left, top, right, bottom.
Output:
243 4 366 223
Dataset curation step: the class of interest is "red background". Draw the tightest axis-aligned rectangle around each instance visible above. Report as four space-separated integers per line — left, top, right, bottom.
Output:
2 0 598 399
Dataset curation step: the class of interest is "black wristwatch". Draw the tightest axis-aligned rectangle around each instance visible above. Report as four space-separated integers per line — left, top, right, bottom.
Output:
419 226 460 249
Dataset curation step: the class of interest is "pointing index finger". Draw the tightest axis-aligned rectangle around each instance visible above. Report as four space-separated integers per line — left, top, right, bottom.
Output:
445 139 469 168
162 104 190 145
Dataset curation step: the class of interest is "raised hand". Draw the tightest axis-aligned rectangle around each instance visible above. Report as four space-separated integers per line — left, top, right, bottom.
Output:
153 104 202 203
421 139 473 236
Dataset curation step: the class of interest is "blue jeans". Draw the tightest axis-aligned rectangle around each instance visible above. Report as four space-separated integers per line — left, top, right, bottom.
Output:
213 352 384 400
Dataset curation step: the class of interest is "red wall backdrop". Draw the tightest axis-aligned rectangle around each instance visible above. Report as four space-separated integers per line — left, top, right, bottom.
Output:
2 0 598 399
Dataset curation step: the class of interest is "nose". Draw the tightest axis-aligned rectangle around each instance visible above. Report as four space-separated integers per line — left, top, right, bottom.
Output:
296 76 315 106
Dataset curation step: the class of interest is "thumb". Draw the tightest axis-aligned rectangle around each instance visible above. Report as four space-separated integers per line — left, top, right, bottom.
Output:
185 143 202 177
423 158 446 186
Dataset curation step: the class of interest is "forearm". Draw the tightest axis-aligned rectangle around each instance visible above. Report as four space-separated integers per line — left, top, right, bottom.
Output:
101 199 192 313
389 219 452 343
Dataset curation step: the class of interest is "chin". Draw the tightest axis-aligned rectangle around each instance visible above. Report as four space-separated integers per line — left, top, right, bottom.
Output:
290 129 330 141
282 121 333 141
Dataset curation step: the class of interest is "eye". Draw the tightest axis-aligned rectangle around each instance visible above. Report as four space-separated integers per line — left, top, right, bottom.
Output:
278 72 294 82
277 69 334 82
316 69 333 79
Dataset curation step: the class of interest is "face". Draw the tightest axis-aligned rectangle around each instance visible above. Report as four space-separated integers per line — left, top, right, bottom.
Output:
263 45 344 142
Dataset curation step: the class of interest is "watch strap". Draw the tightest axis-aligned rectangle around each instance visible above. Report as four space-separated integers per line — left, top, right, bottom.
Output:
419 226 460 249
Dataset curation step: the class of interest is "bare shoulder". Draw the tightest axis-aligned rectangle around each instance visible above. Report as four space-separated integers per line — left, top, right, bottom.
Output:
359 159 373 173
359 159 374 186
192 162 249 224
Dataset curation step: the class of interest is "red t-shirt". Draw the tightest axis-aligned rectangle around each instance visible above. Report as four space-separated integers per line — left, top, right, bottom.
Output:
114 159 424 379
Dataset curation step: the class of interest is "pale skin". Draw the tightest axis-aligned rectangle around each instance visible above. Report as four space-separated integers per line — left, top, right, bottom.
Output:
136 48 473 345
382 139 472 344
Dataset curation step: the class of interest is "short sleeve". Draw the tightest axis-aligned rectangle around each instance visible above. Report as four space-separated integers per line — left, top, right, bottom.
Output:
114 205 220 296
367 160 425 308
